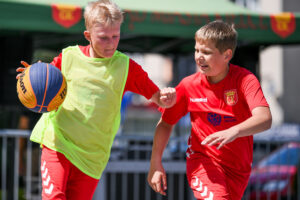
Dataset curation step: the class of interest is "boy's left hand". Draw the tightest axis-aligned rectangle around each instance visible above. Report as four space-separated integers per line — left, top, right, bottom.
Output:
159 87 176 108
201 127 239 149
16 61 30 79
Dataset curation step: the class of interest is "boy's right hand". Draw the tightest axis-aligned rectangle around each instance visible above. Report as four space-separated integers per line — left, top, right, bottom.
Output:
16 61 30 79
147 161 167 196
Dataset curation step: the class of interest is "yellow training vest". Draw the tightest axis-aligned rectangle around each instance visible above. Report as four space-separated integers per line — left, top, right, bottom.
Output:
30 45 129 179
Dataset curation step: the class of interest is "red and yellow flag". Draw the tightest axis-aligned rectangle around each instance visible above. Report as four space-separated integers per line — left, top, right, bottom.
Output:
52 4 82 28
271 12 296 38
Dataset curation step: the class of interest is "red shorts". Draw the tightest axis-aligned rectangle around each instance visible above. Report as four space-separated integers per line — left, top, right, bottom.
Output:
40 146 99 200
186 155 250 200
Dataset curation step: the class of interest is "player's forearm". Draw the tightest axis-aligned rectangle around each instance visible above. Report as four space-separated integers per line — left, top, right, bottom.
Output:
233 106 272 138
150 119 173 162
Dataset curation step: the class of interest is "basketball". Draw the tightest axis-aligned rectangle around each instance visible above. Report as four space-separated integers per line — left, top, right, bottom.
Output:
16 62 67 113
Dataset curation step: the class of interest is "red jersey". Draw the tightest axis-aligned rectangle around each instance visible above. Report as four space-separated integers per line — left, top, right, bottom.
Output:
51 45 159 99
162 64 269 173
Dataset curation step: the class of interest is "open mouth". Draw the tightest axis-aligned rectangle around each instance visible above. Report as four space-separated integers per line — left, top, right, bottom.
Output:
199 64 209 69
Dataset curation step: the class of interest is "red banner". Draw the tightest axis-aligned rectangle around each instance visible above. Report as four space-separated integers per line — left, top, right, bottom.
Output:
52 4 82 28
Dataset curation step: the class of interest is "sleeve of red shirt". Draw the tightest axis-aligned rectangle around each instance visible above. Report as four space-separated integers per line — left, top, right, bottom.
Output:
161 80 189 125
124 59 159 99
241 73 269 111
50 53 62 71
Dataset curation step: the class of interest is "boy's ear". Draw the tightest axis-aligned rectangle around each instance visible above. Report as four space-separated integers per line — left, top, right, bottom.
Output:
84 30 91 42
224 49 233 60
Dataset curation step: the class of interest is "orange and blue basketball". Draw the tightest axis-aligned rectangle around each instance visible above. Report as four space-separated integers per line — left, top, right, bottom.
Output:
17 62 67 113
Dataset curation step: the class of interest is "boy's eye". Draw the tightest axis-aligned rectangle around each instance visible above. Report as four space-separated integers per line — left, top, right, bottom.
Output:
202 50 211 55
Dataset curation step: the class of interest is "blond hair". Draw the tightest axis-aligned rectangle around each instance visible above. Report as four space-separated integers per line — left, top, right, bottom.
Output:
84 0 124 29
195 20 237 54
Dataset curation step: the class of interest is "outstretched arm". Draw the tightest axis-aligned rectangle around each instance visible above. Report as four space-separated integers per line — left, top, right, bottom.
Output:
148 118 174 196
151 87 176 108
202 106 272 149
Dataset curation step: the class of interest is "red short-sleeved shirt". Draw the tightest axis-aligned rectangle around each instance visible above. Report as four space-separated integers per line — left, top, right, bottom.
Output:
162 64 269 172
51 45 159 99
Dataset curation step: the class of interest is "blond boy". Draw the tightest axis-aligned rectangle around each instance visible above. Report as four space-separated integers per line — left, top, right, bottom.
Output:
147 21 272 200
17 0 176 199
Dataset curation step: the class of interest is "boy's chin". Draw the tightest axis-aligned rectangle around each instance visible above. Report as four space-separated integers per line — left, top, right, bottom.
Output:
94 50 116 58
198 68 208 74
103 51 115 58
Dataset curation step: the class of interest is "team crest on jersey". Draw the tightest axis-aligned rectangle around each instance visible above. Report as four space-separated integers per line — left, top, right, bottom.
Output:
224 89 238 106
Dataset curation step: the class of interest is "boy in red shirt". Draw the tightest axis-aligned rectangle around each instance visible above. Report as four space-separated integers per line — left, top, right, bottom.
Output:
147 20 272 200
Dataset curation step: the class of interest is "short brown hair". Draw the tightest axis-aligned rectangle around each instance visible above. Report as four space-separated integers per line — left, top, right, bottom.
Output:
195 20 237 54
84 0 124 30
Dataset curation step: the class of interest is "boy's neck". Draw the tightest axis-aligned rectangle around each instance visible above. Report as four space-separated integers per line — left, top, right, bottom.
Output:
207 64 230 84
89 46 97 58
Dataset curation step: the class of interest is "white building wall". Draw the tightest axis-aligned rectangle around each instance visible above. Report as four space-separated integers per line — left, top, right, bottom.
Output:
259 0 284 126
281 0 300 123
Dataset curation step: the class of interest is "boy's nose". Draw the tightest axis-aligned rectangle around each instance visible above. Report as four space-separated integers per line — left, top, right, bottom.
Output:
196 55 205 63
